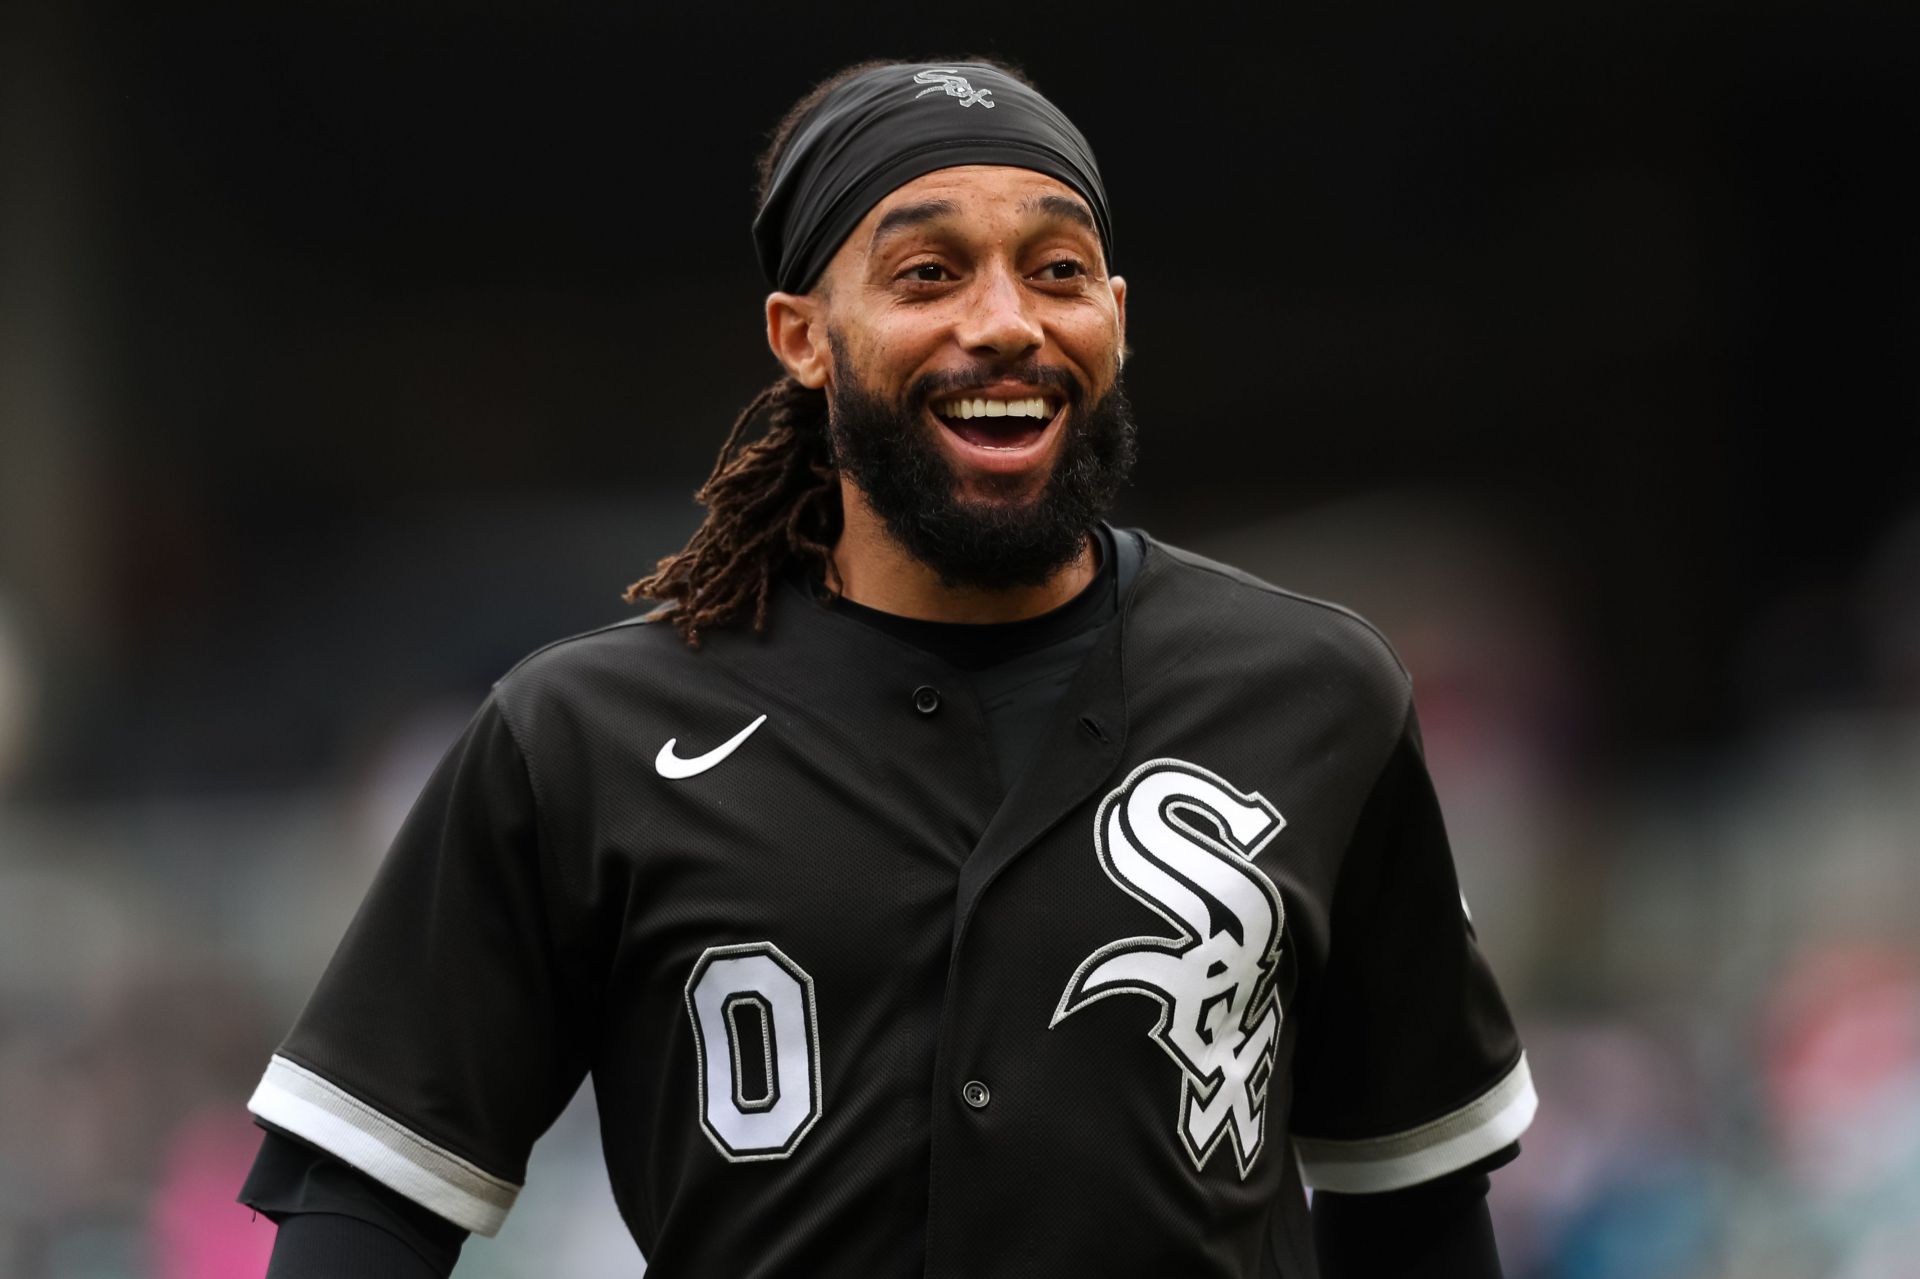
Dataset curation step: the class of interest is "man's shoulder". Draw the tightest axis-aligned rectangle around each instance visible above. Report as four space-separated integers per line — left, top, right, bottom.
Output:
1133 530 1414 709
485 602 699 720
1141 535 1403 647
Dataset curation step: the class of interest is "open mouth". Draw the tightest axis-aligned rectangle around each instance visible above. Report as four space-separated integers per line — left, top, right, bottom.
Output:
928 392 1063 453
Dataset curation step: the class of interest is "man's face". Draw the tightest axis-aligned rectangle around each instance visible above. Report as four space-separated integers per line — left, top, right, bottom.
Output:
770 165 1135 589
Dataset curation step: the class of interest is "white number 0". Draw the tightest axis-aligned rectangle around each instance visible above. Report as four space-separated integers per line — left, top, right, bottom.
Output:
684 942 823 1161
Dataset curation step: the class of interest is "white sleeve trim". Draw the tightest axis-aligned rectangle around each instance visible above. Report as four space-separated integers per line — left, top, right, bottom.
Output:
247 1054 520 1236
1294 1052 1537 1193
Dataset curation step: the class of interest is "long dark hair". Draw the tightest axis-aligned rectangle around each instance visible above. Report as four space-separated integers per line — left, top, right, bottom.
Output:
623 55 1037 646
621 374 837 645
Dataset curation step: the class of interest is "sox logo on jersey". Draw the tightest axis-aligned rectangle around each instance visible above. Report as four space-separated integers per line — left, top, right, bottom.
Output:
1052 758 1287 1179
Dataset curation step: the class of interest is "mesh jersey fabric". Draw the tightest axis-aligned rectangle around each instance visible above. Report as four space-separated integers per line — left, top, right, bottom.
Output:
240 524 1533 1278
796 522 1122 788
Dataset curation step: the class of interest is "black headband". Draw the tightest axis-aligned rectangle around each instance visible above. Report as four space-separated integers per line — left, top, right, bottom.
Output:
753 63 1114 294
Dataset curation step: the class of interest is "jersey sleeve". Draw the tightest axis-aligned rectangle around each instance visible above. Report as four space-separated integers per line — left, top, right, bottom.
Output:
1288 700 1536 1194
245 692 593 1235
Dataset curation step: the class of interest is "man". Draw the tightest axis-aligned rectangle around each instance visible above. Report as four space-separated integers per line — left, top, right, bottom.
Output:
238 58 1535 1277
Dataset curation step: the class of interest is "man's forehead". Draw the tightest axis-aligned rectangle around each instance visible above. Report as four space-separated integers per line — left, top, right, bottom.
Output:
855 166 1097 254
879 163 1090 210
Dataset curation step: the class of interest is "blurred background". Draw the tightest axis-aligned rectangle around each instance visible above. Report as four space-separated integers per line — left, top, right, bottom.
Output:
2 1 1917 1275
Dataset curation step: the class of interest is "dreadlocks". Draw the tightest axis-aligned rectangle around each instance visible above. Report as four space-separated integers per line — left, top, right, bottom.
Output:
624 55 1039 646
621 374 837 646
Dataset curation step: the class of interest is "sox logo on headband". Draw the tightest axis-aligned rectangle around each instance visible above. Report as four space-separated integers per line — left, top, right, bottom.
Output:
753 62 1115 295
912 69 996 108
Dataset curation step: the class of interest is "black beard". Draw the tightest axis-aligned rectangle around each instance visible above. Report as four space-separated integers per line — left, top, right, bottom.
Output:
823 337 1139 592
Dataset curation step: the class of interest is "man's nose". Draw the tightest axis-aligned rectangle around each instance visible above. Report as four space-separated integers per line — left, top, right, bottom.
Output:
955 263 1043 360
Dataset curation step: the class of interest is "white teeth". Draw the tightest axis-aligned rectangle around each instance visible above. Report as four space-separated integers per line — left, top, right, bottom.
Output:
936 395 1054 420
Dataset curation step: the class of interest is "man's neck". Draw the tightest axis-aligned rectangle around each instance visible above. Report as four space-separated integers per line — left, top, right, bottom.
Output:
829 485 1100 624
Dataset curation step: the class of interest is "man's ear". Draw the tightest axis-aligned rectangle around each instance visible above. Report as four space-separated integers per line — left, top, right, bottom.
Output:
766 291 830 388
1110 274 1129 372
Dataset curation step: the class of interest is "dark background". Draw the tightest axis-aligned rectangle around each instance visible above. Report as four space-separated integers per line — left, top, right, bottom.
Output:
3 4 1918 1277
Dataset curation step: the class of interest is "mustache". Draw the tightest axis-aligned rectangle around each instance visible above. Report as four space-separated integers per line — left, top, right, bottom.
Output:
906 361 1086 409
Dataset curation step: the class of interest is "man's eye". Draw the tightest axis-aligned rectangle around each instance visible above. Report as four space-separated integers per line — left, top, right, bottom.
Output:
901 263 951 283
1039 259 1087 281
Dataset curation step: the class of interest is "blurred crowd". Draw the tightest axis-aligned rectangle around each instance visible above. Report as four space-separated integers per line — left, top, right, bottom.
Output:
2 494 1917 1278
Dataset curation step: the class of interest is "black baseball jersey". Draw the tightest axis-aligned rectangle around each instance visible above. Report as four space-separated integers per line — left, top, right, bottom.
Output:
245 524 1534 1278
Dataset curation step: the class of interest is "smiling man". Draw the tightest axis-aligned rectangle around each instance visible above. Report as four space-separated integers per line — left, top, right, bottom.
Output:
238 58 1535 1278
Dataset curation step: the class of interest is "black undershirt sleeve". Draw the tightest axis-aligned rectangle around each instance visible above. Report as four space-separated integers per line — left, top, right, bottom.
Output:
240 1124 467 1278
265 1212 448 1279
1311 1141 1517 1279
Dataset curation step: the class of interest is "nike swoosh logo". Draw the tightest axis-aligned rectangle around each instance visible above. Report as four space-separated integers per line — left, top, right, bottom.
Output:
655 713 768 780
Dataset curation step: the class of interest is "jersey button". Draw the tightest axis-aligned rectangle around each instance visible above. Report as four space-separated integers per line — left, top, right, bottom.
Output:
913 684 941 715
961 1079 991 1109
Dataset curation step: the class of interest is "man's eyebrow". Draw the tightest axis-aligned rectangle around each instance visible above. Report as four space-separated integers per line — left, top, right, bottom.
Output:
1020 193 1096 233
869 199 961 250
